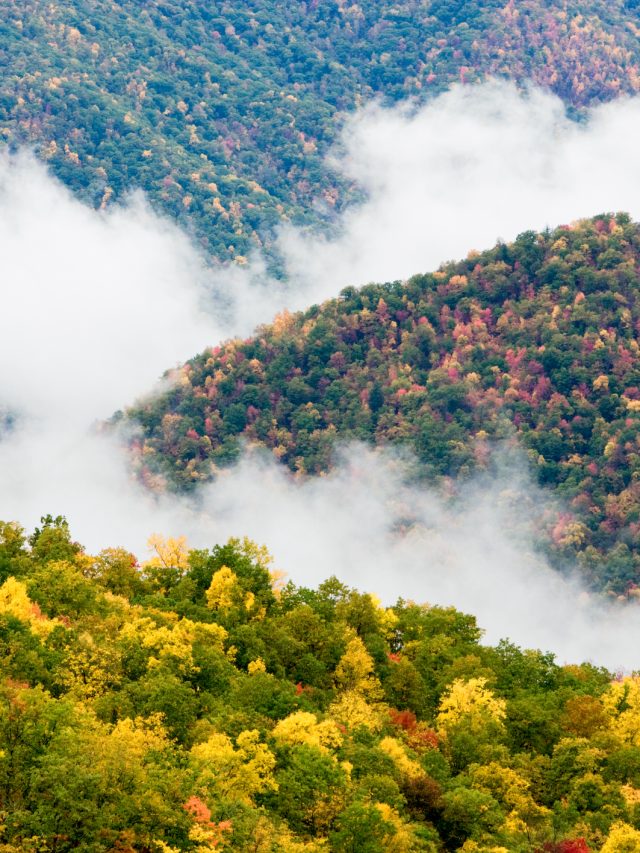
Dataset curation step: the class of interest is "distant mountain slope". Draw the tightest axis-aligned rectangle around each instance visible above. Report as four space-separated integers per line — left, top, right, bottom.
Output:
126 214 640 594
3 0 640 260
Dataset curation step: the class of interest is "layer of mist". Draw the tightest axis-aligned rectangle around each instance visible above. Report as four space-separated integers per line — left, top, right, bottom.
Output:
4 81 640 668
278 82 640 293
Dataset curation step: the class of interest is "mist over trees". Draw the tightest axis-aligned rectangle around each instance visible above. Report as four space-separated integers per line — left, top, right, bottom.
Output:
6 2 640 850
3 0 640 260
127 215 640 596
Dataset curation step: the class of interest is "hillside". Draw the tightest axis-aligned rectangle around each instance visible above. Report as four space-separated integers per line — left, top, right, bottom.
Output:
126 214 640 595
3 513 640 852
3 0 640 260
9 2 640 850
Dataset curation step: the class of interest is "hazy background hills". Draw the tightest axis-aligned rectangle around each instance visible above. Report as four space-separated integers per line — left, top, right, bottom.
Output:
4 0 640 261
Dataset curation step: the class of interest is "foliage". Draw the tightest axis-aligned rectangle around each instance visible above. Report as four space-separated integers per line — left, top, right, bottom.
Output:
4 2 640 261
0 516 636 850
129 215 640 594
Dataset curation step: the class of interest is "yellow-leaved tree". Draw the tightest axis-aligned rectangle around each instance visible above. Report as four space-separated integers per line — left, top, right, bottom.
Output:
205 566 237 613
190 730 277 804
205 563 267 622
142 534 190 592
368 593 399 640
119 615 226 676
272 711 343 754
58 629 123 699
334 636 383 697
0 576 58 637
379 736 425 783
603 676 640 745
437 677 506 736
601 821 640 852
329 635 385 731
437 677 507 769
375 802 422 853
467 762 551 847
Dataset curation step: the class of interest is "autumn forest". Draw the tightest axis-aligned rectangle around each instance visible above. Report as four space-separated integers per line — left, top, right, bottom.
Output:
2 515 640 853
5 0 640 851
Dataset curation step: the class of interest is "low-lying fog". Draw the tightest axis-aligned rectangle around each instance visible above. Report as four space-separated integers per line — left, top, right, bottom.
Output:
3 81 640 668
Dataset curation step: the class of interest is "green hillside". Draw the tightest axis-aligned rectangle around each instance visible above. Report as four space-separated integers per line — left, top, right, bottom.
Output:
8 2 640 850
126 214 640 595
2 514 640 852
3 0 640 260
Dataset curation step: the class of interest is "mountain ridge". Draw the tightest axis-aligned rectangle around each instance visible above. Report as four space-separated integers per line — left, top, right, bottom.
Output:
4 0 640 261
125 213 640 594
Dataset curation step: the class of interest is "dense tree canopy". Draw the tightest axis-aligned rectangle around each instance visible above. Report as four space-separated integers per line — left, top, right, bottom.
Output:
3 1 640 259
0 516 636 851
127 214 640 595
6 2 640 848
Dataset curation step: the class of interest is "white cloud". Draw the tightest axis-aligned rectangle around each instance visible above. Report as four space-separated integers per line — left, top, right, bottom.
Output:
0 153 222 424
4 81 640 669
6 436 634 669
184 446 637 671
278 81 640 296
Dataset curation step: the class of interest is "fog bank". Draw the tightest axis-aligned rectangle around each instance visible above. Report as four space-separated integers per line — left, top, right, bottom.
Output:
4 81 640 667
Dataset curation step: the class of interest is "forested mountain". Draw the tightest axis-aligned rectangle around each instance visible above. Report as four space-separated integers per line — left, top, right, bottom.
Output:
3 0 640 260
126 215 640 596
3 513 640 852
8 2 640 850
